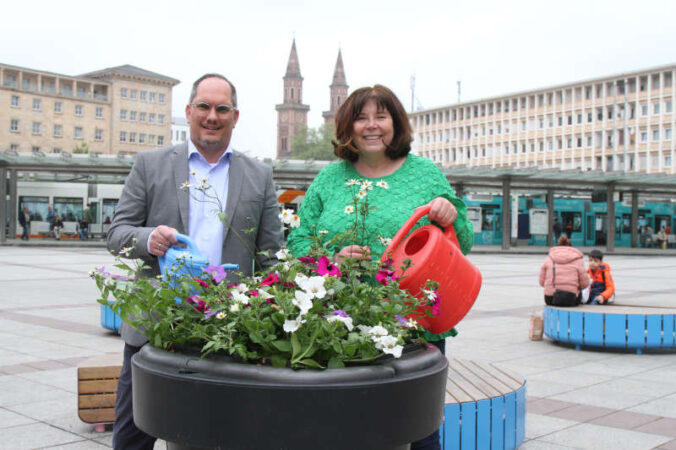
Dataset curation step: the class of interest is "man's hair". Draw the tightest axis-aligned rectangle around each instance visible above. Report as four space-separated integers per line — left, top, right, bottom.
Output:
589 249 604 260
332 84 412 161
189 73 238 108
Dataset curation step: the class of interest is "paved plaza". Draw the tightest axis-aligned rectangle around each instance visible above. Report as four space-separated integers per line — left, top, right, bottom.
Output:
0 243 675 449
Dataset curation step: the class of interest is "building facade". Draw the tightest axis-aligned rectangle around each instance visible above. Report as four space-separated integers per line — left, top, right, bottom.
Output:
171 116 189 146
322 50 348 125
411 64 675 174
275 40 310 159
1 63 178 156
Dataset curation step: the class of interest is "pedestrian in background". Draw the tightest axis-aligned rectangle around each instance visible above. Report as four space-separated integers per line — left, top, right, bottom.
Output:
539 235 589 306
553 217 562 241
19 206 31 240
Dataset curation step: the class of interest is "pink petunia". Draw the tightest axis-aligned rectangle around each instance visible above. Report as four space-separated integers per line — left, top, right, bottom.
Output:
186 295 209 313
260 272 280 286
375 269 398 286
194 278 210 289
316 256 341 277
298 256 316 265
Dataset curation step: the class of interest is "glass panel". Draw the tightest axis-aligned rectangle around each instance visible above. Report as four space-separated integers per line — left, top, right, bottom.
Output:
19 196 49 221
54 197 83 222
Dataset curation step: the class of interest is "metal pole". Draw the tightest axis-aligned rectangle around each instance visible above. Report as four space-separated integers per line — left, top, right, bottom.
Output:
0 168 6 243
631 191 639 248
607 183 615 252
546 189 554 247
8 169 17 239
501 178 511 250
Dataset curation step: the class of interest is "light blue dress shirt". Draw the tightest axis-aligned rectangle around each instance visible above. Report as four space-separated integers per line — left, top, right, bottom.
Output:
187 139 233 266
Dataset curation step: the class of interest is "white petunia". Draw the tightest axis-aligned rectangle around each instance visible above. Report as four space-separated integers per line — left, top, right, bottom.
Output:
295 273 309 285
296 275 327 299
326 315 354 331
422 288 437 302
235 283 249 293
283 315 306 333
258 290 273 300
373 335 403 358
275 248 291 261
231 291 250 305
290 214 301 228
344 205 355 214
229 303 240 312
368 325 389 337
376 180 389 189
293 290 314 315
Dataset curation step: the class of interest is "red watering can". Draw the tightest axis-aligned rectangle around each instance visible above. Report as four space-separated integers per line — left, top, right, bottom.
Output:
383 205 482 333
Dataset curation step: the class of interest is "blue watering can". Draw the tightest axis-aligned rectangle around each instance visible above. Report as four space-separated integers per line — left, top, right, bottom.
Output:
158 233 238 300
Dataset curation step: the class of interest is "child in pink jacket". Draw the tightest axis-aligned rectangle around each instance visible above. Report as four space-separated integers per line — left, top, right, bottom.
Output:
539 235 590 306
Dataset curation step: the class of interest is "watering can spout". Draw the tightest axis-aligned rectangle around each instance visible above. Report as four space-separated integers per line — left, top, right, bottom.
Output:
382 205 481 333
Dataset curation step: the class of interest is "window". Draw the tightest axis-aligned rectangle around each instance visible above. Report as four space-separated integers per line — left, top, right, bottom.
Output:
149 113 155 124
666 99 673 113
641 104 648 116
587 112 592 123
32 122 41 134
130 132 137 143
10 119 19 132
158 93 165 104
32 146 40 153
557 116 563 126
120 109 127 120
654 102 661 115
666 128 672 140
157 135 164 146
149 134 156 144
653 129 660 141
130 89 137 99
95 128 103 141
641 130 648 142
139 112 146 122
121 88 128 98
96 107 103 118
54 102 62 113
120 131 127 142
139 133 145 144
10 143 19 151
180 130 186 141
53 124 62 137
149 92 156 103
666 155 672 167
74 126 83 139
140 90 147 101
33 98 41 110
75 105 83 116
52 148 61 154
11 95 19 107
130 111 137 121
158 115 165 124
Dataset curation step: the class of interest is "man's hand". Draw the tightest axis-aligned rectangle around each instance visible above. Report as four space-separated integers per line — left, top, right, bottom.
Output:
595 295 605 304
334 245 371 264
148 225 179 256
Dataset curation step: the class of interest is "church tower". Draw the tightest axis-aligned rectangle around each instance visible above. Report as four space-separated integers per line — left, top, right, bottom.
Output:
322 50 349 125
276 39 310 159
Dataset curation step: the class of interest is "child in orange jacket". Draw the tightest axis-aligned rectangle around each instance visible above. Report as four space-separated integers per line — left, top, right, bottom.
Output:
587 249 615 304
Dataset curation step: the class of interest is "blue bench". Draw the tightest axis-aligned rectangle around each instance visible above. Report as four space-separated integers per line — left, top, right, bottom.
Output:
442 359 526 450
100 302 121 332
544 305 676 354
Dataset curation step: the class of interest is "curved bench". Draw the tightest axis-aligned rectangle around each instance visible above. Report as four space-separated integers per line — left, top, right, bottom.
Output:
442 359 526 450
100 302 121 332
544 305 676 354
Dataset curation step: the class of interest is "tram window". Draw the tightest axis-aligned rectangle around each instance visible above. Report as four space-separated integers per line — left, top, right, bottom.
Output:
481 206 498 231
102 199 118 225
19 196 49 221
655 215 670 231
560 212 582 233
54 197 83 222
621 214 631 233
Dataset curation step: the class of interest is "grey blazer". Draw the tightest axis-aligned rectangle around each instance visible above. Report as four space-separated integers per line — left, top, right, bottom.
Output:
107 143 282 346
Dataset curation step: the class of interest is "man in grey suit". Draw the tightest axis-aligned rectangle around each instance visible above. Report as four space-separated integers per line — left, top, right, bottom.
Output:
107 73 282 449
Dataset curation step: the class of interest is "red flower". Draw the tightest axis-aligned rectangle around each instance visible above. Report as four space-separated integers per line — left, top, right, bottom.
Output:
260 273 280 286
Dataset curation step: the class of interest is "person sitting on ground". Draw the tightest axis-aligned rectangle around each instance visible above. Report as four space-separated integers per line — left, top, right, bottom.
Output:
539 235 589 306
78 217 89 240
53 215 64 240
587 249 615 304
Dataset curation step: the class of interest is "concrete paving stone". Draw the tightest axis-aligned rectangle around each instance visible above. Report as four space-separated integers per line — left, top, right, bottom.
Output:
525 379 581 398
656 439 676 450
589 410 662 430
550 384 656 410
0 422 82 450
537 423 673 450
601 377 676 399
17 367 79 392
0 407 37 428
0 379 68 407
8 395 78 421
547 404 617 422
570 355 673 378
527 397 578 415
46 414 114 441
633 417 676 438
527 369 615 388
520 439 580 449
41 439 111 449
628 393 676 419
526 413 579 439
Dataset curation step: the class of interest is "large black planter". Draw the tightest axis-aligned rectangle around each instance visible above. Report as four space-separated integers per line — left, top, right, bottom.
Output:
132 344 448 450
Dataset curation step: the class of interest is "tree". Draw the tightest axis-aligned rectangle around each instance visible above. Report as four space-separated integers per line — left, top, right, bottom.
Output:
72 143 90 154
290 124 336 161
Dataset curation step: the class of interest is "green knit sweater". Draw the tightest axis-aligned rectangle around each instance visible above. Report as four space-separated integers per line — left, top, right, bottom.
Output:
287 154 474 341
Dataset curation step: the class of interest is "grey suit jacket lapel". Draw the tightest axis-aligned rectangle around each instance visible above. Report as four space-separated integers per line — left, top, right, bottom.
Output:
172 143 190 233
224 151 243 241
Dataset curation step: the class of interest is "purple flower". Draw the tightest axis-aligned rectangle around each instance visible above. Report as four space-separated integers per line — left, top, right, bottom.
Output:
333 310 350 318
316 256 341 277
395 315 408 327
96 266 131 281
204 265 227 284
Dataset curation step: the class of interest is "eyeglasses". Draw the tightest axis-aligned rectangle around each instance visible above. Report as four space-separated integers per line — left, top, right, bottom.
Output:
190 102 237 115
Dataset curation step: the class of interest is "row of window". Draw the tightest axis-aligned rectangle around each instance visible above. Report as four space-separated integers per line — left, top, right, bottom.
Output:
9 119 104 141
119 131 164 146
119 109 165 124
10 96 105 118
120 88 165 104
174 129 187 141
417 98 674 127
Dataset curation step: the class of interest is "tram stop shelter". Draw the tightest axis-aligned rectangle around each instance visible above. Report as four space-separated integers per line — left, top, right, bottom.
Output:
3 150 676 252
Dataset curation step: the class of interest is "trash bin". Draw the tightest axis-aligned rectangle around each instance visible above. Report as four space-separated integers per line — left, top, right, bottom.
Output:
132 344 448 450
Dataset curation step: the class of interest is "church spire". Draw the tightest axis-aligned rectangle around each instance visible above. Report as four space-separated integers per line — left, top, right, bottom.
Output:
285 39 302 78
331 49 347 86
323 49 349 125
276 39 310 159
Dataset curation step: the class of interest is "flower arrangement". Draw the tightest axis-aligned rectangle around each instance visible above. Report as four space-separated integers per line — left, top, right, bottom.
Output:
92 178 435 370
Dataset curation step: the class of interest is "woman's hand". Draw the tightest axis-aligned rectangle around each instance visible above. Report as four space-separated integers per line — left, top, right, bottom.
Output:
334 245 371 264
426 197 457 227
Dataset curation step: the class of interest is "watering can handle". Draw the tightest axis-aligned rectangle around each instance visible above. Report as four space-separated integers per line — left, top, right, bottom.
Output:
382 204 459 262
159 232 240 272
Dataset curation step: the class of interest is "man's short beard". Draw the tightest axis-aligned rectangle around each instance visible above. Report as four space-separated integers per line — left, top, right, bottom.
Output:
197 138 226 151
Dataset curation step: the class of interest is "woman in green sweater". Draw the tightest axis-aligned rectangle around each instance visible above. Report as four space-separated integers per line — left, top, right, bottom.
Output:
287 84 473 450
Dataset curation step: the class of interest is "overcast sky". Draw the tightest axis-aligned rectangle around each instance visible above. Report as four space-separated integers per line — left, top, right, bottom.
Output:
3 0 675 159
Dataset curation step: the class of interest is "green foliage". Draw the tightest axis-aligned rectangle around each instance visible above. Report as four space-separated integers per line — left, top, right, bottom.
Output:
72 143 89 154
290 124 336 161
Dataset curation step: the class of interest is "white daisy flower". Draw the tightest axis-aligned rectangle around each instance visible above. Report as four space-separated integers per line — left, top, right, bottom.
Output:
344 205 355 214
278 209 294 224
345 179 360 186
376 180 389 189
216 312 226 319
290 214 301 228
360 180 373 191
357 190 367 199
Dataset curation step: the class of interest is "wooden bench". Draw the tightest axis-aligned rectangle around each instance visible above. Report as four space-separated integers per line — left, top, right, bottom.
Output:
77 353 122 430
442 359 526 450
544 304 676 354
